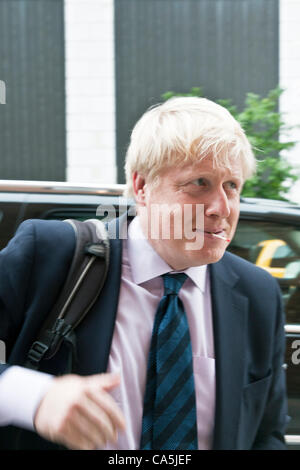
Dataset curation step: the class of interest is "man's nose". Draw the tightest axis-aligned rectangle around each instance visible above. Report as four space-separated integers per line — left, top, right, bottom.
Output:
205 188 231 218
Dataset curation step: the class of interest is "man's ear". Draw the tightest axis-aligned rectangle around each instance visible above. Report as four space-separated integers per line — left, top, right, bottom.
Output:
132 172 147 205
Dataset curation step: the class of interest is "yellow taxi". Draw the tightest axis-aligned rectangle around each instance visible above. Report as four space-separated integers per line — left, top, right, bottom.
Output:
255 239 290 278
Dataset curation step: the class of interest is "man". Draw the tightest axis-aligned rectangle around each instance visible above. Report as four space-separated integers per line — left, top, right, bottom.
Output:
0 97 287 450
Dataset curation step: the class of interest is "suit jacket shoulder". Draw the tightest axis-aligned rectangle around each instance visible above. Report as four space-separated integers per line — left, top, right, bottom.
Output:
0 219 76 371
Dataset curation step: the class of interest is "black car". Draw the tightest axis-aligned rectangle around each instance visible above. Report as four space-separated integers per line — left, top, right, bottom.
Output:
0 180 300 449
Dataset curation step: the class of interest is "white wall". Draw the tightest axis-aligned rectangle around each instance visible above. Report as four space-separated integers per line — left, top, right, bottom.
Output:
64 0 116 184
280 0 300 203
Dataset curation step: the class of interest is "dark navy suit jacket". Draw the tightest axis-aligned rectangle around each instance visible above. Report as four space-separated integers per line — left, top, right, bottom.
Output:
0 217 288 449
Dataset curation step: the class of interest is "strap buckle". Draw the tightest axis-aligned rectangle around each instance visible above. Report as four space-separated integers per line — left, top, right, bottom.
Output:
26 341 49 366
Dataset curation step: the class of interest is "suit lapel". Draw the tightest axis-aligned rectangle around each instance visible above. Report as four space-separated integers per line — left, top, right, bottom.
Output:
209 254 248 449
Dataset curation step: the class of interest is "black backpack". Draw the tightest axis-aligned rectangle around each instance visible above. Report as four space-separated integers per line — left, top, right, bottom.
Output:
24 218 110 373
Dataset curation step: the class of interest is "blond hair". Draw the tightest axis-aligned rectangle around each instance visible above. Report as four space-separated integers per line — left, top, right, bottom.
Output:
124 96 256 198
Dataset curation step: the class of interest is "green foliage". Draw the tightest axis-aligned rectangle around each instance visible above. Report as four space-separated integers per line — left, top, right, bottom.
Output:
161 86 299 201
162 87 204 101
242 157 297 200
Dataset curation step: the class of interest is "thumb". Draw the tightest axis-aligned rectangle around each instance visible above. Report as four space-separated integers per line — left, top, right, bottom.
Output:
97 372 121 390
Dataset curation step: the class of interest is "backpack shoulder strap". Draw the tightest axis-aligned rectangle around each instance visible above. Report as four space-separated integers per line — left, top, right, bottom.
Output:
24 219 110 372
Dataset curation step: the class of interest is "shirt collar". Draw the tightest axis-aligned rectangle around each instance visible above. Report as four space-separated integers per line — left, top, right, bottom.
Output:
127 216 207 292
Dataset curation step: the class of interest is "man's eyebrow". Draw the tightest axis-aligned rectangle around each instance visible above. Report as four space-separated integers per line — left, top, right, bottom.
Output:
177 167 243 179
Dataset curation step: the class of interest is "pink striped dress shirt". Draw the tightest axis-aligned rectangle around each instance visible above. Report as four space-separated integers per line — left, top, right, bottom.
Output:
104 216 216 449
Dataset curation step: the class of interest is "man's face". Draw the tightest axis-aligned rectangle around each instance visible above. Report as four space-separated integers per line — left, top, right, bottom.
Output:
135 155 243 270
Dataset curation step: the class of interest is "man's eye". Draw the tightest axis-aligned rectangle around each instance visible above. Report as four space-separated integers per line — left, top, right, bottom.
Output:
225 181 239 191
191 178 206 187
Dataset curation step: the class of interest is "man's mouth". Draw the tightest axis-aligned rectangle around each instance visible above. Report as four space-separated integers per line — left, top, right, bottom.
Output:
195 229 230 242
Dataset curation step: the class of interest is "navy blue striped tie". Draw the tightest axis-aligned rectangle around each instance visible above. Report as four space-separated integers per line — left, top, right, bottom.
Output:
140 273 198 450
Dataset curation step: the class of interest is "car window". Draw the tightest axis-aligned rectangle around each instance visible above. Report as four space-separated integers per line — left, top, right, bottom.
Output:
273 244 295 260
0 201 24 249
228 220 300 325
42 205 125 223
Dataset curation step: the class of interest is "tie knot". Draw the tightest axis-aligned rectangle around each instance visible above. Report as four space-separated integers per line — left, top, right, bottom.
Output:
162 273 188 296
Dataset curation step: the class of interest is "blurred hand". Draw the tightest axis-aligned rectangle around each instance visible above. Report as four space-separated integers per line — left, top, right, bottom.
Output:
34 373 126 450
